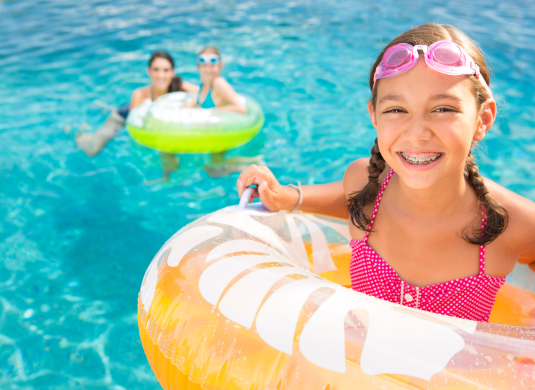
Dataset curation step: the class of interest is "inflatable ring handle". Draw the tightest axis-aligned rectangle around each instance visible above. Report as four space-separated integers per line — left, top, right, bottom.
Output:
239 186 256 209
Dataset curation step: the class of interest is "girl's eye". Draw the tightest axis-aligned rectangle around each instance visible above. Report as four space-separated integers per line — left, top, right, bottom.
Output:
384 108 406 114
434 107 457 113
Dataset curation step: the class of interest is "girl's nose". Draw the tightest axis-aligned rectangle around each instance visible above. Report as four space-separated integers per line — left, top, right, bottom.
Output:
404 119 432 142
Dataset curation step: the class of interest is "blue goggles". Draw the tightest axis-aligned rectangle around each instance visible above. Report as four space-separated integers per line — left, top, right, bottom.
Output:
197 54 221 65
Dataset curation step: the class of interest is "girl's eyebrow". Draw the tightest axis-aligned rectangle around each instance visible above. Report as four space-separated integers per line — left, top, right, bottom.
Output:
378 93 462 105
430 93 462 102
378 94 405 104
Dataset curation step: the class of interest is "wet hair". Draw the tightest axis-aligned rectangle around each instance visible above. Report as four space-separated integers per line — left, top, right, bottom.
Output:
347 23 508 246
148 51 183 92
198 46 221 57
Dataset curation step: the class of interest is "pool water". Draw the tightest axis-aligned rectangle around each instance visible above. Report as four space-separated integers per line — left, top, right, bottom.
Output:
1 0 534 389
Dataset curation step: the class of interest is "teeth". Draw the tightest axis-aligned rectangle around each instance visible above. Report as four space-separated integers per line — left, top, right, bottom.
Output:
401 152 442 165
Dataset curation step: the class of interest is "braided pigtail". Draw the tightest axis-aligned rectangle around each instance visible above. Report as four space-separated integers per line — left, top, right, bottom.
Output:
463 142 508 245
347 138 386 232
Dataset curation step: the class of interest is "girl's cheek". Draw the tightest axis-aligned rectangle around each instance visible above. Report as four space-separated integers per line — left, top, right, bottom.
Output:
377 123 401 147
376 130 397 165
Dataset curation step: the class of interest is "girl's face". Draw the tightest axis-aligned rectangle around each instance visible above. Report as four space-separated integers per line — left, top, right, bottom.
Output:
368 59 496 190
148 57 174 91
198 58 222 81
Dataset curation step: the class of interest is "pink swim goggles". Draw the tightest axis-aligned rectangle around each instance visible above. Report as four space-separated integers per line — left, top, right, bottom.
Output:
373 40 493 98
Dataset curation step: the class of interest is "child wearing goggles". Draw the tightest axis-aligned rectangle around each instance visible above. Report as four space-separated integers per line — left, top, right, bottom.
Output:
237 23 535 322
184 46 247 114
182 46 263 177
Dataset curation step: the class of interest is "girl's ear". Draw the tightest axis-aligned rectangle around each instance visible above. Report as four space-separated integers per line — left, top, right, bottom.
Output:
368 100 378 129
473 99 497 141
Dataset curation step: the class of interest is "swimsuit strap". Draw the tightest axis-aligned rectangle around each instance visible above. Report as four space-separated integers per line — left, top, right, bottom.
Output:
196 83 203 105
197 83 215 107
479 207 487 275
364 169 395 242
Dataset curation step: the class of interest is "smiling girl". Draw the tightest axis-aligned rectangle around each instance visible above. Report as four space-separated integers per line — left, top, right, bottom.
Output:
184 46 263 178
76 51 198 158
237 23 535 321
189 46 247 113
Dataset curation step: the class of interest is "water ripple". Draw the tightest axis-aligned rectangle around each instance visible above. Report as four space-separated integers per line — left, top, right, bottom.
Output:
1 0 535 388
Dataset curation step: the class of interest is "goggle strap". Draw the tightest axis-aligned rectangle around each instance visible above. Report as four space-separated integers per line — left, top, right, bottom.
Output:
373 65 383 89
468 61 493 98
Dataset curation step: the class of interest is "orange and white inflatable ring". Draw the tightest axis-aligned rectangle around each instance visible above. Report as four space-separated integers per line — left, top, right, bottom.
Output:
138 195 535 390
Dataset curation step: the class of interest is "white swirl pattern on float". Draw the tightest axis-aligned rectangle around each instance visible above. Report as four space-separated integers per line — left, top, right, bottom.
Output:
140 225 223 313
206 239 287 262
199 208 477 381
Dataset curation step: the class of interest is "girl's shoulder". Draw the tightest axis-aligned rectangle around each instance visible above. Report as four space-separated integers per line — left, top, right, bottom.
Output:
485 177 535 219
485 178 535 253
130 85 152 108
212 76 233 90
132 85 151 99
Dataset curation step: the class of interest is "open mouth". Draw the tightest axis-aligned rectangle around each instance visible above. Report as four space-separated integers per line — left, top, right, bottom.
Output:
400 152 443 165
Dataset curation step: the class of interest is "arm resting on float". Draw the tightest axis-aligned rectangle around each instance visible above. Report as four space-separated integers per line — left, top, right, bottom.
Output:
237 165 348 218
516 207 535 272
487 177 535 273
212 77 247 114
181 81 200 93
517 238 535 272
298 182 349 218
214 104 247 113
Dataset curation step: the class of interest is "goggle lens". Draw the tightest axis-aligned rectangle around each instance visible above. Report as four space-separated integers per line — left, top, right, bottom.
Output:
383 46 411 68
432 43 462 65
374 41 492 99
197 55 221 65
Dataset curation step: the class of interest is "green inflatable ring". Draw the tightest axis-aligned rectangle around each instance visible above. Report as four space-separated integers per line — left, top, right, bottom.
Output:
126 92 264 154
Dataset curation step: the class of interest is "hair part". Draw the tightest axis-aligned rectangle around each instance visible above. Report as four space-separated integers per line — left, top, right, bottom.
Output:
149 51 175 68
347 22 508 245
198 46 221 57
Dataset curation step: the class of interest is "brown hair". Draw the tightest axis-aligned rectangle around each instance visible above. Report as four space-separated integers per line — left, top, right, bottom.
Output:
198 46 221 57
348 23 508 246
148 51 183 92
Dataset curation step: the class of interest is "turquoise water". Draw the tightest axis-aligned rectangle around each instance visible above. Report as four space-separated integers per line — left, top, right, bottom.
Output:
1 0 535 388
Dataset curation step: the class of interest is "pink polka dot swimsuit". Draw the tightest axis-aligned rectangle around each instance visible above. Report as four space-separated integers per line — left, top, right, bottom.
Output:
349 169 505 322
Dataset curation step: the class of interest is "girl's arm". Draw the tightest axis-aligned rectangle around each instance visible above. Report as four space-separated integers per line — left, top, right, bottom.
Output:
237 165 348 218
486 179 535 271
181 81 200 93
511 196 535 271
212 77 247 114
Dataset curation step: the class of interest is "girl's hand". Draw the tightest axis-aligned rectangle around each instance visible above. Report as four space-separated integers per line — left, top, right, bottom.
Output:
182 99 197 108
237 165 299 211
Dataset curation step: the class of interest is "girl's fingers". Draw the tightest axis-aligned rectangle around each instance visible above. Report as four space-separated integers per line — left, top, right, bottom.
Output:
243 174 266 190
237 165 280 209
258 180 277 210
237 179 245 198
249 188 259 203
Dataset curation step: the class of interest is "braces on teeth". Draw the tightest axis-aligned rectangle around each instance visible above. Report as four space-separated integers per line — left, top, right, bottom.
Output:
401 152 442 165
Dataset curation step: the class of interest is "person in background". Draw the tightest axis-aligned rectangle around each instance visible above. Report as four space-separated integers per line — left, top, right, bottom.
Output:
185 46 263 178
76 51 198 181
